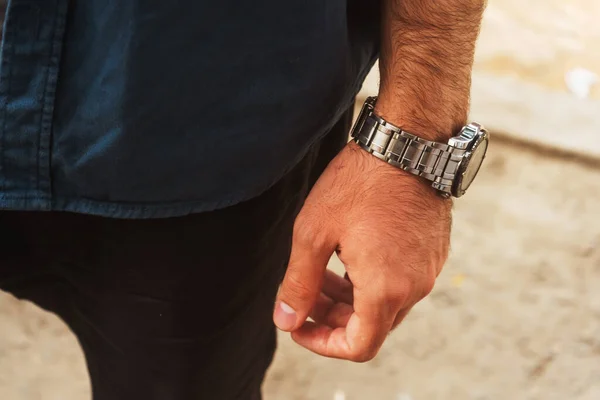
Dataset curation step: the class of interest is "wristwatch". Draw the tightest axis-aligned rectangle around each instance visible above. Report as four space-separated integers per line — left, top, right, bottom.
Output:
351 96 489 198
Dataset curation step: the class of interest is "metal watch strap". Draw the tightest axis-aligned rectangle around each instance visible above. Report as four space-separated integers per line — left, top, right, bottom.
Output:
351 97 465 197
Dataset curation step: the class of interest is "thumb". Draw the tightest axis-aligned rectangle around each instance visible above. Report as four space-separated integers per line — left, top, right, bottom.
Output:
274 223 336 332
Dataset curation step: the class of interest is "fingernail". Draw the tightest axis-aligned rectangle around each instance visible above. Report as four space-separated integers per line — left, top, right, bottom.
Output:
274 301 297 331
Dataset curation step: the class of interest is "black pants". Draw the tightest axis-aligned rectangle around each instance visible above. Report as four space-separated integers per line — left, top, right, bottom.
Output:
0 111 350 400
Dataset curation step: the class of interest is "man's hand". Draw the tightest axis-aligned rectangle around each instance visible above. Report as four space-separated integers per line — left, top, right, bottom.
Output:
273 0 484 361
273 142 451 361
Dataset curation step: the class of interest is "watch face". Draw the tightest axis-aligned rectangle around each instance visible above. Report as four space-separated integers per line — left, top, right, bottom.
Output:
459 138 488 193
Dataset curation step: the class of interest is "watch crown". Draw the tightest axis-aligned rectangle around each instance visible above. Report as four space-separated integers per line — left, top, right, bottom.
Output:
460 123 482 139
448 123 483 150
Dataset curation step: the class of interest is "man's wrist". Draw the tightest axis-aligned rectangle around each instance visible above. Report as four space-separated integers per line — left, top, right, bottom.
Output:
351 96 489 199
348 140 450 201
373 93 469 143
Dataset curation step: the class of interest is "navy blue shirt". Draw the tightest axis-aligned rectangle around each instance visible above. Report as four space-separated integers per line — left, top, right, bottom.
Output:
0 0 378 218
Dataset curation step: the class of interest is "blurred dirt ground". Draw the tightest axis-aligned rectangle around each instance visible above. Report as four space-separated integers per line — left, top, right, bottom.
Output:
1 138 600 400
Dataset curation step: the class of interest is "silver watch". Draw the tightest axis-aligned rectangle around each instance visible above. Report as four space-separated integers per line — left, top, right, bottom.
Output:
351 96 489 198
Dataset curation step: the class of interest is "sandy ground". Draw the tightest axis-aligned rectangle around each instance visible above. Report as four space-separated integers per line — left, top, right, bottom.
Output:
1 139 600 400
474 0 600 99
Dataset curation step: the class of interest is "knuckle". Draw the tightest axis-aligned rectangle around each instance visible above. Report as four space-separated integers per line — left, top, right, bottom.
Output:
420 276 436 298
349 347 379 363
293 214 329 250
293 214 313 242
385 280 413 305
347 334 382 363
282 273 315 304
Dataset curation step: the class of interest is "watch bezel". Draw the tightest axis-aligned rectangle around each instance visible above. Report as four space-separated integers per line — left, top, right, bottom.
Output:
451 125 489 197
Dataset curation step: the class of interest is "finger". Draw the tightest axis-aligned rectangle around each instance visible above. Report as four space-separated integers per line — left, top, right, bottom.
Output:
291 322 346 358
292 277 406 362
322 270 354 304
309 292 354 328
274 224 336 332
291 310 392 362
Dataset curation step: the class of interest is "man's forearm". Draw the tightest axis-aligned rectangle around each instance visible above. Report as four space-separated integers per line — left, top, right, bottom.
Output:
375 0 486 141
